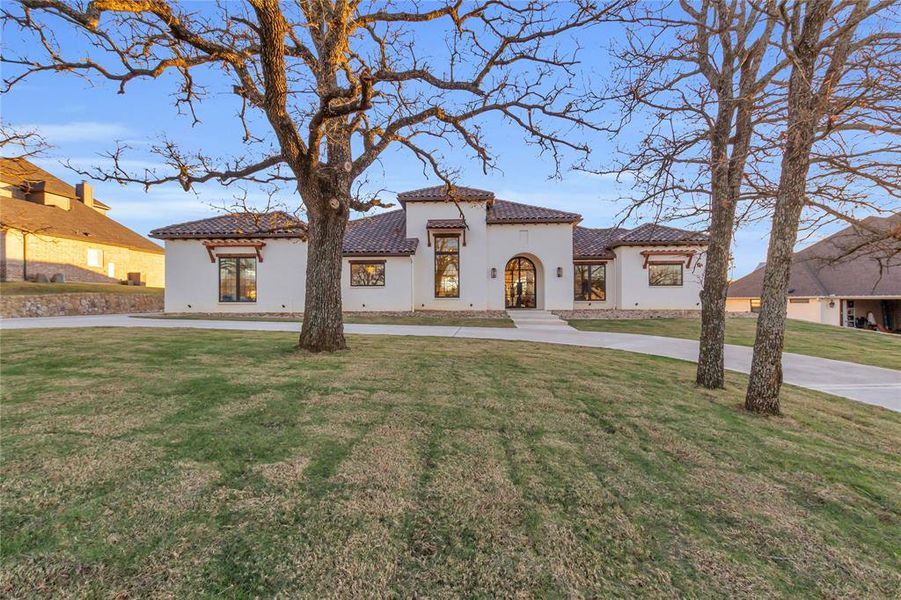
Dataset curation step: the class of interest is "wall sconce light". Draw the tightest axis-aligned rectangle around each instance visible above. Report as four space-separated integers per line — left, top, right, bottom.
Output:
490 267 497 278
829 300 835 308
556 267 563 278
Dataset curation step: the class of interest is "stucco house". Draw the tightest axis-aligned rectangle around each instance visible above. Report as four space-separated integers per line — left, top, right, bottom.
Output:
727 214 901 330
151 186 708 314
0 158 165 287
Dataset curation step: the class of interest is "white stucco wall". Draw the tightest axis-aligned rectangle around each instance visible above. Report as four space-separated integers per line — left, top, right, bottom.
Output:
485 223 575 310
164 239 307 313
614 245 705 310
405 201 491 310
342 256 414 311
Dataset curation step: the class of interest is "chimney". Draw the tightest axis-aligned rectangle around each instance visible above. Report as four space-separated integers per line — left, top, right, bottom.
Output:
76 181 93 208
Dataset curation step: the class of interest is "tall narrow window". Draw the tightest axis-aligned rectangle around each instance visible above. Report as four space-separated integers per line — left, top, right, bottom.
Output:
219 256 257 302
648 262 683 287
574 263 606 300
434 235 460 298
350 261 386 286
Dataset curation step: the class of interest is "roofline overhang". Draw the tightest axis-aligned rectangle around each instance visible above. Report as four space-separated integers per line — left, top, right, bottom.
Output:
342 251 416 257
3 224 164 255
487 218 582 225
609 240 708 248
150 232 306 241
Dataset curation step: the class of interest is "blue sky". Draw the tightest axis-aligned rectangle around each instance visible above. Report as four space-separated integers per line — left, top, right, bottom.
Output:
1 4 837 279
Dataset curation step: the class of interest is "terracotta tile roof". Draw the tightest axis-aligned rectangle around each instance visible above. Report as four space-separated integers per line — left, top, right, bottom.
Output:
426 218 466 229
0 195 163 254
487 199 581 224
397 185 495 204
0 157 110 209
573 226 628 259
150 212 307 240
610 222 709 246
728 214 901 298
343 210 419 256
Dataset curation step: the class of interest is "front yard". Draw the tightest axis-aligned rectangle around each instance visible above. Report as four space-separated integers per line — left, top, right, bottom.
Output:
568 317 901 371
140 312 515 328
1 329 899 597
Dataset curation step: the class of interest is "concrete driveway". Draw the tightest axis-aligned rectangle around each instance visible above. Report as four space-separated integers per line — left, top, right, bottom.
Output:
3 313 900 412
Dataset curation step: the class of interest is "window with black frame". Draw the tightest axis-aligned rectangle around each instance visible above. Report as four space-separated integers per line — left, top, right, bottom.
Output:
434 235 460 297
574 263 606 301
219 256 257 302
648 262 683 287
350 261 386 286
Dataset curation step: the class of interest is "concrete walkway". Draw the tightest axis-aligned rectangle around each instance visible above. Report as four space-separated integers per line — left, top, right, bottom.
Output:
3 314 900 412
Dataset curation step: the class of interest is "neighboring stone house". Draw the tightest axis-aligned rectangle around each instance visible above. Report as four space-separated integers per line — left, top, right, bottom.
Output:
727 214 901 330
0 158 164 287
151 185 708 314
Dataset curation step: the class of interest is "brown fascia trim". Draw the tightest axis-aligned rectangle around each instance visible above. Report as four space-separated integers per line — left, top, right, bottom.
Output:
348 258 387 265
610 239 707 248
150 232 306 240
574 256 613 263
342 251 415 257
487 218 581 225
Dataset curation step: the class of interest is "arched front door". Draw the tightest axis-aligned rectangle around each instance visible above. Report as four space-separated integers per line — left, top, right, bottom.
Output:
505 257 537 308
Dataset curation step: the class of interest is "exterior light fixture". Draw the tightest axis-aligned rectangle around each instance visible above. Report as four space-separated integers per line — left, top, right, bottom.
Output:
490 267 497 278
556 267 563 277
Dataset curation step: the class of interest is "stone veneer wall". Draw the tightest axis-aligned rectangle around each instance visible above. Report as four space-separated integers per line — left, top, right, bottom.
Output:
1 293 163 318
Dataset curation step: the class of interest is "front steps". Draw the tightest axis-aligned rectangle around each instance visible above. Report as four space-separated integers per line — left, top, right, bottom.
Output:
506 309 575 331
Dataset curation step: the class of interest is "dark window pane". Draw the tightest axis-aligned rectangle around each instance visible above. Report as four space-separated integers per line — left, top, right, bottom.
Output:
648 263 683 286
573 264 588 300
434 236 459 253
434 235 460 297
219 257 237 302
590 264 606 300
350 262 385 286
574 264 605 300
219 256 256 302
238 257 256 301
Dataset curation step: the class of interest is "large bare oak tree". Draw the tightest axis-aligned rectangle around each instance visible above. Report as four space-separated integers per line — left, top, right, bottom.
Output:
745 0 900 414
3 0 630 351
598 0 779 389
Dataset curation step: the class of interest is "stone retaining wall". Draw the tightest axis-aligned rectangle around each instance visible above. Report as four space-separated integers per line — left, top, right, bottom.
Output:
1 293 163 318
554 309 756 320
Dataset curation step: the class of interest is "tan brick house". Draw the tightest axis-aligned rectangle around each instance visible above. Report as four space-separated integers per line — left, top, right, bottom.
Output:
0 158 164 287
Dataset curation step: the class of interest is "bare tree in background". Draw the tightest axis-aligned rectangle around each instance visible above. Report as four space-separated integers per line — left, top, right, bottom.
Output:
599 0 779 389
2 0 631 352
745 0 900 414
0 121 48 159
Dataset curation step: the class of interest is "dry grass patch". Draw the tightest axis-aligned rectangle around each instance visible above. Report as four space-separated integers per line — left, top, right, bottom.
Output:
1 329 899 598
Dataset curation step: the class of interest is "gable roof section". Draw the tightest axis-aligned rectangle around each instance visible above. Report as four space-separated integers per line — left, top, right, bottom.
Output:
0 157 110 209
610 222 709 246
343 209 418 256
487 199 581 224
397 185 494 204
150 212 307 240
728 214 901 298
1 195 163 254
573 226 627 259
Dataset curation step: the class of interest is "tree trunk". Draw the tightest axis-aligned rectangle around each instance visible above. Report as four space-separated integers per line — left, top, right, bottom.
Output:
743 188 807 413
696 203 736 388
744 3 826 412
298 205 348 352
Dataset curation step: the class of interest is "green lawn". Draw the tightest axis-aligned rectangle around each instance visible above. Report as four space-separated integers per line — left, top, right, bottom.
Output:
0 281 163 296
1 329 899 597
139 312 515 328
568 317 901 370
